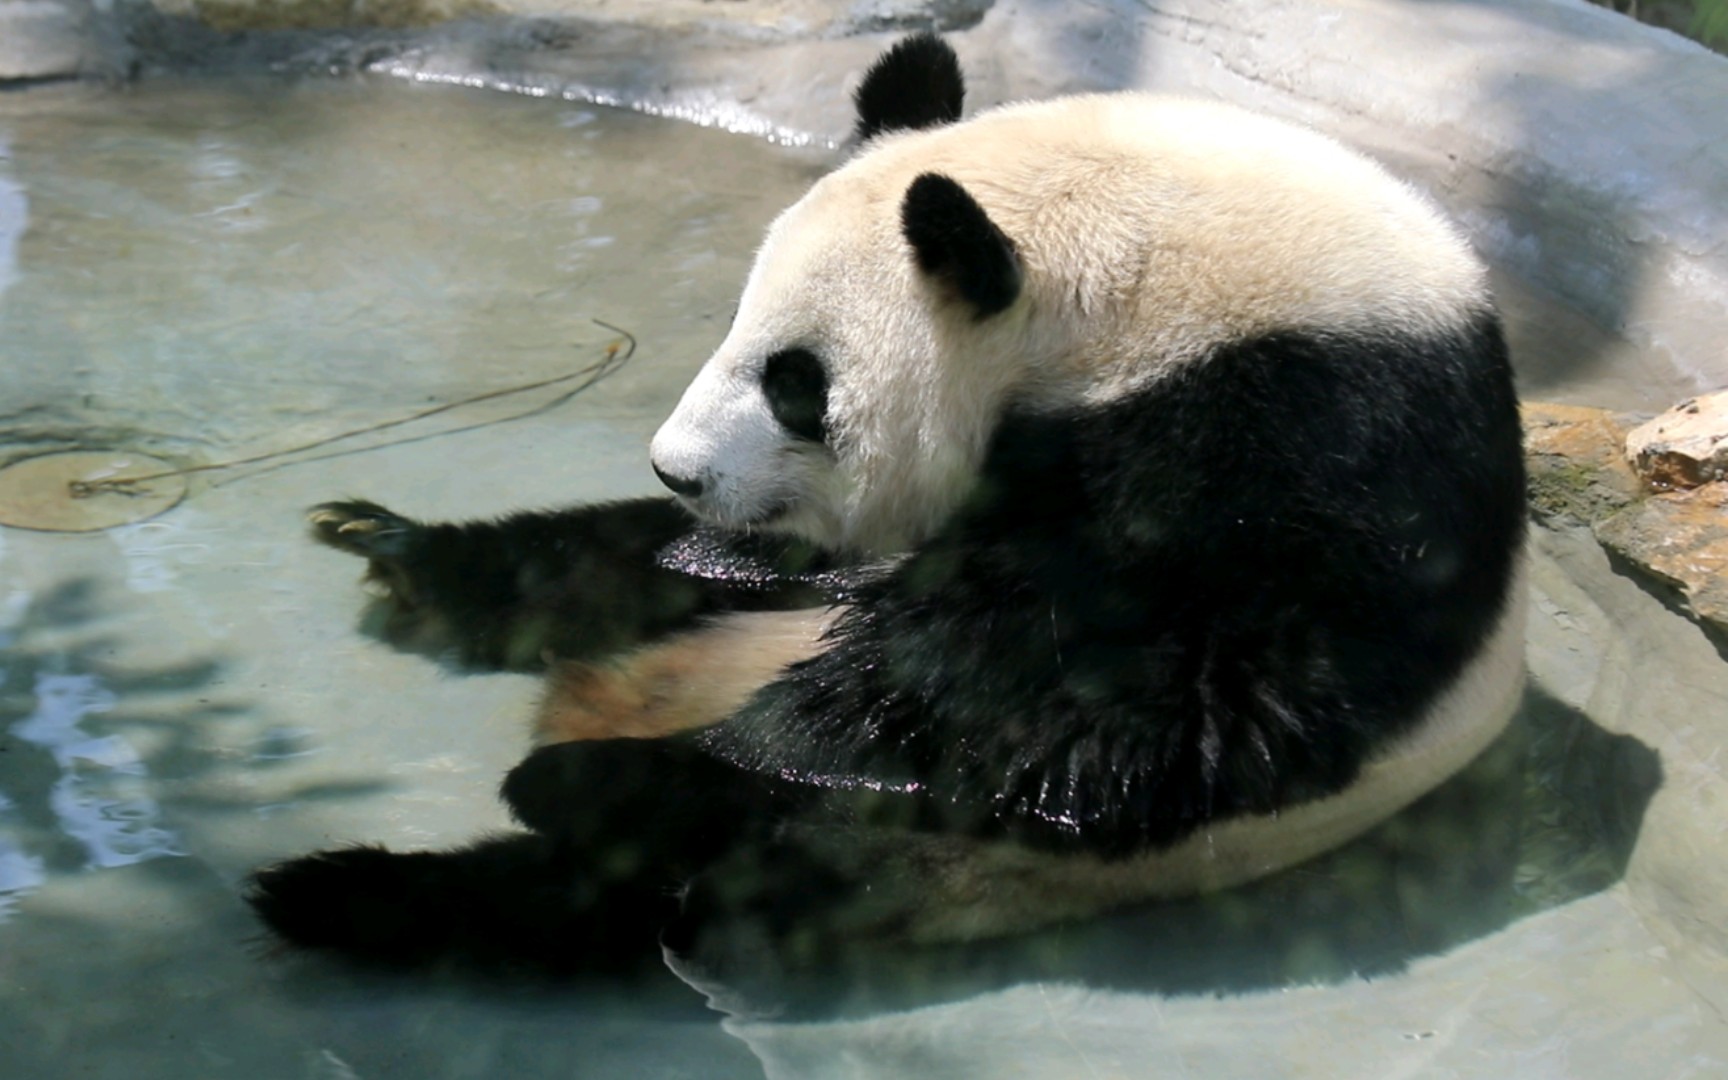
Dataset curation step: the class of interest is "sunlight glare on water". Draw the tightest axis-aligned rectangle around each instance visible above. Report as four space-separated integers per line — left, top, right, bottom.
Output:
11 671 185 870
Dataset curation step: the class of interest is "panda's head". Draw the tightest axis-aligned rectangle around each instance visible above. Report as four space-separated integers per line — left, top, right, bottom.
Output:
649 35 1030 557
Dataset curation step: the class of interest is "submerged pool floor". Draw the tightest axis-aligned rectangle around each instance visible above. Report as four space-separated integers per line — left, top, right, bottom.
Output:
1 77 1725 1079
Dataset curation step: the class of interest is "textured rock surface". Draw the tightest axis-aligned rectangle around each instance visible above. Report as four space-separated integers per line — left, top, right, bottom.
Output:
1523 401 1643 526
179 0 498 32
1524 400 1728 638
1596 483 1728 633
140 0 995 39
1625 390 1728 490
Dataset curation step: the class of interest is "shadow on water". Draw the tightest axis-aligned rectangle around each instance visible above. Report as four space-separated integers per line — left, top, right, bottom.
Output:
0 579 390 865
22 555 1650 1037
1599 543 1728 665
0 578 385 900
692 683 1659 1021
0 579 392 921
0 576 765 1079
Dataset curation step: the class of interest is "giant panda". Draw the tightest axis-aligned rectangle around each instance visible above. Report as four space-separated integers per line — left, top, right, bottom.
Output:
247 34 1527 983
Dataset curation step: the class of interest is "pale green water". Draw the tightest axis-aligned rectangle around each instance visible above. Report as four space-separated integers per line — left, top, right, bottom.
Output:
0 76 827 1079
0 75 1723 1080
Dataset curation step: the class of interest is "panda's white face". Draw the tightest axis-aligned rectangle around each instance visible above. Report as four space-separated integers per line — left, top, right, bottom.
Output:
649 172 1028 556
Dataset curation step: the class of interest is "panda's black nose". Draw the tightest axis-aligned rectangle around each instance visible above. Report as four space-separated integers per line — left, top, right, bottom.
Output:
652 463 706 499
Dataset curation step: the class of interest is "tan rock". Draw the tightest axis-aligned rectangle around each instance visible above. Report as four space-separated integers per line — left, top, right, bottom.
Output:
1594 483 1728 634
1625 390 1728 491
1521 401 1642 526
1523 401 1728 636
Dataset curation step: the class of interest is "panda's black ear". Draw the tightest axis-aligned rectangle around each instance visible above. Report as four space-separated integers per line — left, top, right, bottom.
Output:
853 33 965 141
902 172 1021 319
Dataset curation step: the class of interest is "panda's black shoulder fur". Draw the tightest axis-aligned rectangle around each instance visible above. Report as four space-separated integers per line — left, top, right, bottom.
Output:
853 32 966 141
702 311 1525 856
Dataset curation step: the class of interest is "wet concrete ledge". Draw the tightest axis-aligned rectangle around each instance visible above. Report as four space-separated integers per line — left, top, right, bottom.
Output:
10 0 1728 412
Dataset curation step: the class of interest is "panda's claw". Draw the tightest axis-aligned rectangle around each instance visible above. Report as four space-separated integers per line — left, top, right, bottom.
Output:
307 499 416 559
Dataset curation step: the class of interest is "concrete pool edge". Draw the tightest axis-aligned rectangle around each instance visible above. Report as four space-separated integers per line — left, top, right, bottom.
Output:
12 0 1728 407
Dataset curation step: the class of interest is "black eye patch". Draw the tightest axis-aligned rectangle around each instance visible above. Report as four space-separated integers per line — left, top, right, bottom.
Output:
761 348 830 444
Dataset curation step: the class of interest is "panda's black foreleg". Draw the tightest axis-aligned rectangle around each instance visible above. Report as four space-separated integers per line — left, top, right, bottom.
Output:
307 496 793 670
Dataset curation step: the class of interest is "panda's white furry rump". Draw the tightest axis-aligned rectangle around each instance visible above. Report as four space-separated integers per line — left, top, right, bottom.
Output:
247 34 1527 987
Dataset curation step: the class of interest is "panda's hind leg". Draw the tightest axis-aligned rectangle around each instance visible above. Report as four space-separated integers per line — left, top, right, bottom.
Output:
245 833 676 975
247 736 802 975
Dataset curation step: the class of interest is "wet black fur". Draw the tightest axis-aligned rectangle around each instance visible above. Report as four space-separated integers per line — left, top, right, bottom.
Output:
250 313 1522 972
703 313 1525 857
246 836 675 975
852 32 965 141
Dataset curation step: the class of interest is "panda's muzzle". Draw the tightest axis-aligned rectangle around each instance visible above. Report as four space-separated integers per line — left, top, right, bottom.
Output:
652 462 706 499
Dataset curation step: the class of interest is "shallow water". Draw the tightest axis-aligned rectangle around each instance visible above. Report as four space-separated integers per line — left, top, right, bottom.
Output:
1 76 1724 1079
0 76 825 1079
0 77 825 462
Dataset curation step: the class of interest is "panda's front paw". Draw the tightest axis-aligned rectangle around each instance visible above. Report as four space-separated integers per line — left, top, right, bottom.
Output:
308 499 417 560
308 499 430 612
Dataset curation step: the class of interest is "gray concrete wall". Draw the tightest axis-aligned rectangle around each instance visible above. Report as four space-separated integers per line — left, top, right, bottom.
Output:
0 0 114 80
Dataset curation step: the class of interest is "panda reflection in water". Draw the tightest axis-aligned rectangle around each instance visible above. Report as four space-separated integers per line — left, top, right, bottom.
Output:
248 34 1528 978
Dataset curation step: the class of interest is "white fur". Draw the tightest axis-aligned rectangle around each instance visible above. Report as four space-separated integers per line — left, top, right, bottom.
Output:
651 93 1488 556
